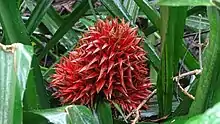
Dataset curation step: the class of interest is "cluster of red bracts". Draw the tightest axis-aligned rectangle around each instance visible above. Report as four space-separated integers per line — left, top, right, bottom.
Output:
50 18 152 113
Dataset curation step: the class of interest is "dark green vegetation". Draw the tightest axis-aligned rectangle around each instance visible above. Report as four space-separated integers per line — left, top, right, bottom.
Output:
1 0 220 123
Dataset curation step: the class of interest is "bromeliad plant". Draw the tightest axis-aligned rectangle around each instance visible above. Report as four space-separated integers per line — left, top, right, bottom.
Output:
50 18 152 113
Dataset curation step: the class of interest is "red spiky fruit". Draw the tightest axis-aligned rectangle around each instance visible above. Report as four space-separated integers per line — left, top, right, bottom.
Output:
50 18 152 113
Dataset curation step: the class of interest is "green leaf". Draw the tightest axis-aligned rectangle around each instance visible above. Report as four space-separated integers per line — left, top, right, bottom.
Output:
189 7 220 116
26 0 53 34
38 0 91 60
100 0 132 22
0 0 30 45
23 56 50 110
157 6 187 116
113 119 157 124
135 0 160 29
0 43 33 124
186 102 220 124
123 0 139 24
24 105 97 124
212 0 220 10
25 1 79 50
67 105 97 124
137 0 199 72
158 0 212 6
143 40 160 71
187 6 207 17
173 79 198 116
96 100 113 124
178 41 200 70
186 15 209 31
164 115 190 124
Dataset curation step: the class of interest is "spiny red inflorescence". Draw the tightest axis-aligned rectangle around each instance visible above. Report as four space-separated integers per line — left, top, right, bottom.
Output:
50 18 152 113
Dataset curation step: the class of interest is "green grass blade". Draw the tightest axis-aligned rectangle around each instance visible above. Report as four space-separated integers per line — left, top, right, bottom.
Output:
0 0 30 45
189 7 220 116
26 0 53 34
38 0 91 60
157 7 187 116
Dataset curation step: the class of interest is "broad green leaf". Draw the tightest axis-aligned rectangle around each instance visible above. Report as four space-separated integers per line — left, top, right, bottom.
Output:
23 56 50 110
0 43 33 124
26 0 53 34
23 112 49 124
0 0 30 45
157 7 187 116
24 106 69 124
100 0 132 22
24 105 97 124
38 0 91 60
67 105 97 124
189 7 220 116
158 0 212 6
96 100 113 124
186 102 220 124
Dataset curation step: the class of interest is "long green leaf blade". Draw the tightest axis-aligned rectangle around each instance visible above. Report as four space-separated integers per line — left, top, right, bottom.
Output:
26 0 53 34
0 47 20 124
23 56 50 110
38 0 91 60
157 7 187 116
134 0 160 29
136 0 199 71
189 7 220 116
0 0 30 45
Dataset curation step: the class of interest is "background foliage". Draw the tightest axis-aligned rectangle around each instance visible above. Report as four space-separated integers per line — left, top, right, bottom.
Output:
1 0 220 124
